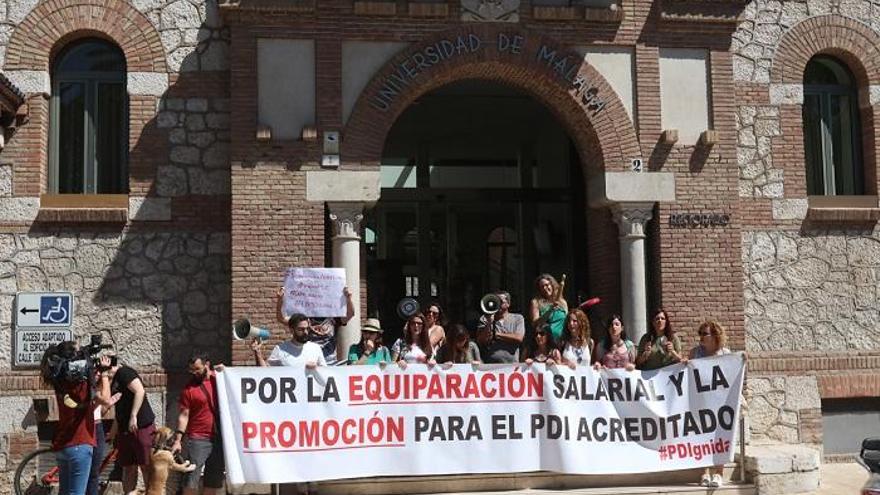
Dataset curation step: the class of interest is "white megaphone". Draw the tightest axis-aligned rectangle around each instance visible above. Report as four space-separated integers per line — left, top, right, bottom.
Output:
232 318 270 341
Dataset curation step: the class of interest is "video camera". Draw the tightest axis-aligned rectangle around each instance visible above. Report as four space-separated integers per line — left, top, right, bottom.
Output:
45 334 116 385
82 334 116 371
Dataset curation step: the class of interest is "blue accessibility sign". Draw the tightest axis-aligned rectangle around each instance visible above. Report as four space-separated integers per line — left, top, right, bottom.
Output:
40 295 71 325
14 292 75 328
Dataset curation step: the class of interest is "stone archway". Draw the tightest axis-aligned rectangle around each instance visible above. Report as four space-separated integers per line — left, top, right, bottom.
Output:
772 15 880 87
342 25 641 175
5 0 167 72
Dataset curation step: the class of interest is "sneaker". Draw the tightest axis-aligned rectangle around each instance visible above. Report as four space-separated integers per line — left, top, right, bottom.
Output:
710 474 723 488
700 473 711 486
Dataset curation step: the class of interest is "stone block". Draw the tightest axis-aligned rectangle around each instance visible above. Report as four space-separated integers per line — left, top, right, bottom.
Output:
770 444 821 472
783 376 821 411
0 198 39 222
745 445 794 474
186 98 209 112
769 84 803 105
0 397 33 433
0 165 11 197
753 468 820 494
5 70 49 94
129 197 172 222
587 172 676 207
6 0 39 24
127 72 169 96
771 199 808 221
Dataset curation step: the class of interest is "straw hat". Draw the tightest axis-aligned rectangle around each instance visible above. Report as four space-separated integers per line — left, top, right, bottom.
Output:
362 318 383 333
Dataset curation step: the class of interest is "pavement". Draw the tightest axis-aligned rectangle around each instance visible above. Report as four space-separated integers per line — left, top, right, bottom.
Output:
817 462 871 494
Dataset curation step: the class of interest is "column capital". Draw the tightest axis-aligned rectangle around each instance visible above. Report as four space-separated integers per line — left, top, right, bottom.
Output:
611 202 654 239
328 202 364 240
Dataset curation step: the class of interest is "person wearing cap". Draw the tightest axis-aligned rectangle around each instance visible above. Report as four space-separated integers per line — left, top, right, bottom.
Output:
347 318 391 365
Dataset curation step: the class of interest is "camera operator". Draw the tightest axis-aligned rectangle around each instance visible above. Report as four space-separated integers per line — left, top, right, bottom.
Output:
40 341 114 495
105 360 156 495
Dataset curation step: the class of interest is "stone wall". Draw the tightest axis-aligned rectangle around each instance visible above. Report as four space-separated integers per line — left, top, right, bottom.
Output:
743 230 880 352
735 0 880 455
157 96 231 196
0 0 231 490
732 0 880 85
746 375 823 447
0 231 231 370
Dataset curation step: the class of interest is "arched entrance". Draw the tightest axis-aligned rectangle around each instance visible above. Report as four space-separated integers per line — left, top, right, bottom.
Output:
342 25 642 171
365 79 590 336
334 26 667 348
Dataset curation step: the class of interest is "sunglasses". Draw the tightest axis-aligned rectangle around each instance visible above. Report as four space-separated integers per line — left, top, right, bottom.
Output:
698 331 712 337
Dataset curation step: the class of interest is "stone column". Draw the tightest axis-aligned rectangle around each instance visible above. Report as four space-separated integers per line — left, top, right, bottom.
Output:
611 203 654 345
328 203 363 361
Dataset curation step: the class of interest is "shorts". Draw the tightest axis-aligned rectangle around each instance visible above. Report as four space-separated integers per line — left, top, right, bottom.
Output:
116 423 155 467
182 437 225 489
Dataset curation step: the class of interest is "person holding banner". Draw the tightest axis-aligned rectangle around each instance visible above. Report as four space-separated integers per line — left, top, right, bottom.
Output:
171 351 226 495
253 313 327 368
348 318 391 365
276 286 354 365
594 314 636 370
636 308 683 370
391 313 433 365
687 321 732 488
435 324 481 364
480 291 525 363
521 325 560 365
559 308 593 368
528 274 568 341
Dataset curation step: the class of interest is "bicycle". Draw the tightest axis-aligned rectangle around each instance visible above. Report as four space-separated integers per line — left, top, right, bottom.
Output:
14 445 118 495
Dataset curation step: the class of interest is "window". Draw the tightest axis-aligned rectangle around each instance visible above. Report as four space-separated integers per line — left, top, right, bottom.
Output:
802 56 863 196
50 38 128 194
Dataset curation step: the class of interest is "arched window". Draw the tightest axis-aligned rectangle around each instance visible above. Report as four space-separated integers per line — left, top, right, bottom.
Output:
802 55 863 196
50 38 127 194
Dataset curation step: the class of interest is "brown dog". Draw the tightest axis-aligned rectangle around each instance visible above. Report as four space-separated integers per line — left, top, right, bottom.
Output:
147 426 196 495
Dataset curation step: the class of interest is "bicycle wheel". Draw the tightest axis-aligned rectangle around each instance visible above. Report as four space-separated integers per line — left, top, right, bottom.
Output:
13 448 59 495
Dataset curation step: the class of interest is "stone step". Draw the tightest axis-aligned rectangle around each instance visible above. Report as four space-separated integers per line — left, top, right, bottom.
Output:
430 484 756 495
309 465 750 495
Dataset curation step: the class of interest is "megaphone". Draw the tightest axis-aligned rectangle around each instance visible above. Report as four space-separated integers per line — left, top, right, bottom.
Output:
480 293 502 315
232 318 270 341
397 298 420 320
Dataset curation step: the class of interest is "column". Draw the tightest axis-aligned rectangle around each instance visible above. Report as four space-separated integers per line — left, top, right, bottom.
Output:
328 202 363 361
611 203 654 345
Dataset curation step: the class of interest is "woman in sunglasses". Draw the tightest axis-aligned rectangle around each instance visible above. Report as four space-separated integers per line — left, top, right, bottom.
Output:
391 313 433 365
424 302 446 356
521 324 560 365
687 320 731 488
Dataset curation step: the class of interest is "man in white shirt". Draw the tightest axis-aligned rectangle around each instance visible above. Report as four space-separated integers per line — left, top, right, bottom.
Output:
252 313 326 368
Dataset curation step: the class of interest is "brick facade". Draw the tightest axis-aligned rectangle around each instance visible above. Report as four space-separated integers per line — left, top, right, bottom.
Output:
0 0 878 489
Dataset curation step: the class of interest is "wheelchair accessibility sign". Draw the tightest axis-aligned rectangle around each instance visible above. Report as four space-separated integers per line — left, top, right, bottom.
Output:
14 292 74 328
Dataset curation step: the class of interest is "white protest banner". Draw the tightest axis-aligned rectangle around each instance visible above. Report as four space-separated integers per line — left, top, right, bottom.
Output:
282 268 346 317
217 354 745 485
218 357 745 484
